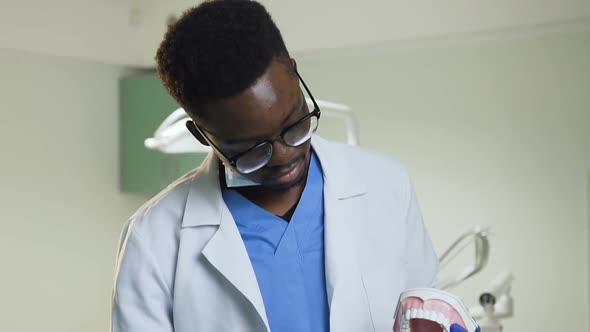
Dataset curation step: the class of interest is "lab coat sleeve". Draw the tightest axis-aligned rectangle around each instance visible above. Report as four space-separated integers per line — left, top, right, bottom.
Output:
403 180 439 289
111 220 174 332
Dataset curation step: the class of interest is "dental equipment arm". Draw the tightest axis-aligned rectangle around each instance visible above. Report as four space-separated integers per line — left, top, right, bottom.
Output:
436 227 514 332
144 99 359 153
313 99 359 146
436 227 491 290
468 272 514 332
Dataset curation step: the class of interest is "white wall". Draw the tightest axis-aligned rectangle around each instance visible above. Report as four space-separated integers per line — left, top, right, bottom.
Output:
300 25 590 331
143 0 590 68
0 0 147 66
261 0 590 54
3 0 588 67
0 48 149 331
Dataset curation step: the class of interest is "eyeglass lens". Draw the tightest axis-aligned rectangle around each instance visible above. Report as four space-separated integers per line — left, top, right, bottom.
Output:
234 115 319 173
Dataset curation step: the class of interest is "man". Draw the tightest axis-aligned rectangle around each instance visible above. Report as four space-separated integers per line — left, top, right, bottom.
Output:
111 1 471 331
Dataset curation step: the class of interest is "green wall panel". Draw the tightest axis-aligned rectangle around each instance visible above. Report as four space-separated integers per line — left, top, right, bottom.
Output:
120 73 207 193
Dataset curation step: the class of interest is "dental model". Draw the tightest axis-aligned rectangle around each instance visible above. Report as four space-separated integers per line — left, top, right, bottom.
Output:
393 288 478 332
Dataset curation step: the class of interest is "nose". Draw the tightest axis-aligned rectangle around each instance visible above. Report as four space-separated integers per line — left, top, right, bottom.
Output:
266 140 296 167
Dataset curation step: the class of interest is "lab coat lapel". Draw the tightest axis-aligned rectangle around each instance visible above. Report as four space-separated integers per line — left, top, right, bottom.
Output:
201 207 270 331
312 137 375 332
181 153 270 332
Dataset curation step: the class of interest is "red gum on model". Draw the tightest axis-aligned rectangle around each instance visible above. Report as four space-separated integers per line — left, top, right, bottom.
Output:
393 288 478 332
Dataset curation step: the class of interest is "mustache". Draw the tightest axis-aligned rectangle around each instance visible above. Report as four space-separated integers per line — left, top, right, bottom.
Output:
264 154 306 172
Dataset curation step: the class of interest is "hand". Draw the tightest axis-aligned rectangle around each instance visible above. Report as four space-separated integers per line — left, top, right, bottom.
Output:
450 323 481 332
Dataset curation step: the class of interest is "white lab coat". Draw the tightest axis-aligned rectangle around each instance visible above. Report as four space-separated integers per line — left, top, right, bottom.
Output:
111 136 438 332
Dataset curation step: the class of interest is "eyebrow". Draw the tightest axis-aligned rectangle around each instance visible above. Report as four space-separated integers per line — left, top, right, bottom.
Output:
223 95 304 145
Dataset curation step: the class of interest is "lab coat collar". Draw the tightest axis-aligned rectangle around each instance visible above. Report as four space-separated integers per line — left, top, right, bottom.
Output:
311 135 367 199
181 135 367 228
181 151 223 228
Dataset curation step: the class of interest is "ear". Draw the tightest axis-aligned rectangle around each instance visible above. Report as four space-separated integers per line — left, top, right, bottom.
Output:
290 58 297 72
185 120 209 146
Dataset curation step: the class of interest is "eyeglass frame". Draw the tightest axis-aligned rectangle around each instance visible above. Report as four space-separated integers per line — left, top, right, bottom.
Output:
192 70 321 171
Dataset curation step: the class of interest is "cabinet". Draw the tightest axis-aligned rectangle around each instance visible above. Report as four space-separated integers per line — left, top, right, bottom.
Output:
120 72 207 193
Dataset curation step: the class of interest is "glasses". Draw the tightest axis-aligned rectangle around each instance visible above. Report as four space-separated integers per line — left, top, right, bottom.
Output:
194 71 321 174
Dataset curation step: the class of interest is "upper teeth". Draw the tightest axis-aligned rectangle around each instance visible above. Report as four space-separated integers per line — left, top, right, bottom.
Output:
401 309 451 332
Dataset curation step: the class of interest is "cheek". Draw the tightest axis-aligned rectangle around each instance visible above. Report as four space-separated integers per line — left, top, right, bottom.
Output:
279 140 310 160
300 141 313 158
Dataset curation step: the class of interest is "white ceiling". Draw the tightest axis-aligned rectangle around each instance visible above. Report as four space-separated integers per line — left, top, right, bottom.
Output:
1 0 589 67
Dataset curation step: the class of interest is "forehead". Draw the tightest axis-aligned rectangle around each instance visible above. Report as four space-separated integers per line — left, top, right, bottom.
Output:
202 60 300 140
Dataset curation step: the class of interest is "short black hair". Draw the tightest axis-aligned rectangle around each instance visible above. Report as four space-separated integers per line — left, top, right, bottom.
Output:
155 0 291 121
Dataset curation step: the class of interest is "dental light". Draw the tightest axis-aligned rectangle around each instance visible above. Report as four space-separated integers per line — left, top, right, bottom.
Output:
144 107 210 154
144 99 360 153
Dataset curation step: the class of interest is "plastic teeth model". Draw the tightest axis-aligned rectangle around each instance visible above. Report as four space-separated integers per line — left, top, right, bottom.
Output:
393 288 478 332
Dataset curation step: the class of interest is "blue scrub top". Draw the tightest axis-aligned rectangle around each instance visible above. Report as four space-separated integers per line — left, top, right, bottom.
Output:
222 151 329 332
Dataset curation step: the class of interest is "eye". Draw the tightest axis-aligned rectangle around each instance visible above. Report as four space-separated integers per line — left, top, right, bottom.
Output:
225 143 254 155
287 103 308 126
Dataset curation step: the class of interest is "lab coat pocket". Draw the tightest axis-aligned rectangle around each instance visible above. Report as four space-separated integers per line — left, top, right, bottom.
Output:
329 273 375 332
361 257 407 332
